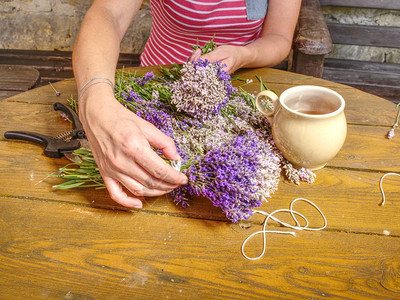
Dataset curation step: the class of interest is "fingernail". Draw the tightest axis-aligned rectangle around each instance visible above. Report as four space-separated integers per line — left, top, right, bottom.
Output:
181 174 188 184
132 201 143 209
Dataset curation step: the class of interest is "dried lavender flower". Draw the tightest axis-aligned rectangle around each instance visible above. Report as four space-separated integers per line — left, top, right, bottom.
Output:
170 59 235 121
386 103 400 139
387 128 395 139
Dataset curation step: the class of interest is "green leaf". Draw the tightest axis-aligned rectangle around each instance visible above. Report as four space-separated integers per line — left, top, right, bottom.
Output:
53 180 86 189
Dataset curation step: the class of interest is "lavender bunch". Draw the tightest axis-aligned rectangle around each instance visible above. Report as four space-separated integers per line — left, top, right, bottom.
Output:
53 58 315 223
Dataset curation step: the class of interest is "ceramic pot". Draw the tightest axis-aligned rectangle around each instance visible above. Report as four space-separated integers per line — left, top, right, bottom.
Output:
255 85 347 170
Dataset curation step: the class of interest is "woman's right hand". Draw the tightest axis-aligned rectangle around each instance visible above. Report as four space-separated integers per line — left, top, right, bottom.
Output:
78 84 188 208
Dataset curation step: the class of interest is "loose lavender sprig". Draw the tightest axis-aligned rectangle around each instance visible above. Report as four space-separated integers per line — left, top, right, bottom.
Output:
387 103 400 139
191 35 217 54
51 149 104 189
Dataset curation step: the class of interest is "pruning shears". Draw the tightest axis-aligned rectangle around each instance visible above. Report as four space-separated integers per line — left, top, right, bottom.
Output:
4 102 89 162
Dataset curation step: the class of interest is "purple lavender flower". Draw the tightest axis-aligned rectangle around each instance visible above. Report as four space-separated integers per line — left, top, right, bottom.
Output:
120 89 143 105
137 71 155 86
172 132 275 223
136 107 174 138
199 134 262 222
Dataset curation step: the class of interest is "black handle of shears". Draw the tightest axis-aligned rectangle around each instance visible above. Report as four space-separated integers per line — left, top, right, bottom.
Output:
53 102 86 139
4 131 80 158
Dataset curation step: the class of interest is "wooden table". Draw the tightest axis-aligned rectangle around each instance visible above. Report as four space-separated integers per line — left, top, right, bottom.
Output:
1 66 399 299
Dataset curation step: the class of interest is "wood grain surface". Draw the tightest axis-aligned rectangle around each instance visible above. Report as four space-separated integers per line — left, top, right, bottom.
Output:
1 196 400 299
0 65 41 100
0 65 40 92
1 66 399 299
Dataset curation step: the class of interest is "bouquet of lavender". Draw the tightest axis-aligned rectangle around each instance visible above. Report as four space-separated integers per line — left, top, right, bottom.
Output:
54 59 315 222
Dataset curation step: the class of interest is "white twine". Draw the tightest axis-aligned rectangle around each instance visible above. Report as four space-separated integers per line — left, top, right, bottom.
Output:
170 160 182 171
241 198 327 261
379 172 400 206
241 172 399 260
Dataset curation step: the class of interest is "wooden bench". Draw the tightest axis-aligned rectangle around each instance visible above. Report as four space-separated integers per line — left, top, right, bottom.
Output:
0 50 141 90
0 65 40 100
294 0 400 103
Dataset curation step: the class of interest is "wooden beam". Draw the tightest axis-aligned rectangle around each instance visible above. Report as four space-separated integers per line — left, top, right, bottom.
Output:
320 0 400 10
327 23 400 48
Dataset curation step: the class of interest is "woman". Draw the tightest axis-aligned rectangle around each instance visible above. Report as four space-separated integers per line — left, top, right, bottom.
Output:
72 0 301 208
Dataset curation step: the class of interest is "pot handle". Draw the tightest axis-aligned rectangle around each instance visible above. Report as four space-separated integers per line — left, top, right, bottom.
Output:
255 90 279 117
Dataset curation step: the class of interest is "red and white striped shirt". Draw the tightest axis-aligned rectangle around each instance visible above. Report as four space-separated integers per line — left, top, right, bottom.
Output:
140 0 266 66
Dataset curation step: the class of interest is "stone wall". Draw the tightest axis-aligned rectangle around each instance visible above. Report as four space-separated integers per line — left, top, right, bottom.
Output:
322 6 400 63
1 1 399 63
0 0 152 53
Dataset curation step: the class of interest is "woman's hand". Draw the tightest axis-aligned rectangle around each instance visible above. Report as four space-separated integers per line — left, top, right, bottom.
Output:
71 0 186 209
79 85 188 208
189 46 247 74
